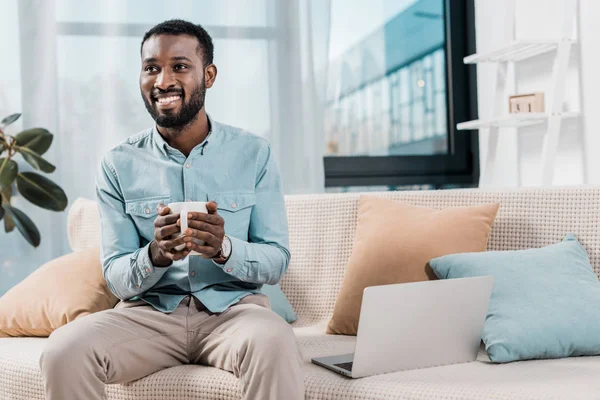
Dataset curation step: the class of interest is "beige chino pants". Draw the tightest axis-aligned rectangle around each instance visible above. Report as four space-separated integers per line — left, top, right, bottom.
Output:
39 294 305 400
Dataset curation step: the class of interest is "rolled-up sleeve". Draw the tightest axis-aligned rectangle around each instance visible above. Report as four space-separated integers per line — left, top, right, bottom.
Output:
213 143 290 284
95 157 169 300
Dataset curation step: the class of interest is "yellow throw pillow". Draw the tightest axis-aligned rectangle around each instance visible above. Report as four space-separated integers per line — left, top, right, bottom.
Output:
326 196 499 335
0 248 118 337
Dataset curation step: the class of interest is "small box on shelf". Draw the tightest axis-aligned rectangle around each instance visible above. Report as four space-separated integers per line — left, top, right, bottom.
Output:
508 92 545 113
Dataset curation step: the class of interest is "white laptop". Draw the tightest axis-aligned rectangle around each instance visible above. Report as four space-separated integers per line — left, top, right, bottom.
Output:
312 276 494 378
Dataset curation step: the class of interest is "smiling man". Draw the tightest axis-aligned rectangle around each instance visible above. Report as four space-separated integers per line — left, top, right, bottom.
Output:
39 19 305 400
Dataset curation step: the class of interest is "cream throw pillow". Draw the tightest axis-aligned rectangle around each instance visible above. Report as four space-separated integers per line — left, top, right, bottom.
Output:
326 196 499 335
0 248 118 337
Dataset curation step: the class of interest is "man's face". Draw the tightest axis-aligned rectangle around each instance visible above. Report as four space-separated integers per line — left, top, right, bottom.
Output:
140 34 206 129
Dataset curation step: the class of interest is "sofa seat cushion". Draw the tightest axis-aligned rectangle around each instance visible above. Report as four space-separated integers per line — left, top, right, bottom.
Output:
2 329 600 400
0 337 241 400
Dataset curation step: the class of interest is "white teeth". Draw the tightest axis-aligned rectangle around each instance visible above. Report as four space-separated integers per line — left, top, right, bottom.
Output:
157 96 181 104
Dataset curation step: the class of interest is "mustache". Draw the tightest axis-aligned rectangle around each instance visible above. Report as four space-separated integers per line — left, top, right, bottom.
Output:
151 89 183 98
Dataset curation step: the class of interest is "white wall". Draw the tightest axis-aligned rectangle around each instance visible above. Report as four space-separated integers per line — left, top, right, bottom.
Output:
474 0 599 187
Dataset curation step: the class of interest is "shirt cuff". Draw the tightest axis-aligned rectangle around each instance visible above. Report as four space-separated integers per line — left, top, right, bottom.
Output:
133 242 170 289
212 236 248 281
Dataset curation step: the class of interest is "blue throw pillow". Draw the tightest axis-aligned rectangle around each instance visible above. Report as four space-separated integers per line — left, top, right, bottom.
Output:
261 283 298 323
429 234 600 363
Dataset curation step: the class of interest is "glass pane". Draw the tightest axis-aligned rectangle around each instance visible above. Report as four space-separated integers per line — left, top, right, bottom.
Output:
326 0 447 156
56 36 149 202
56 0 271 27
209 39 271 138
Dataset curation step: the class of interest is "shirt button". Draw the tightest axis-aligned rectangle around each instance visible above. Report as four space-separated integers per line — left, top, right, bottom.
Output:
145 208 151 214
231 203 237 209
190 271 196 277
136 285 140 289
226 268 233 272
145 268 150 273
185 163 191 169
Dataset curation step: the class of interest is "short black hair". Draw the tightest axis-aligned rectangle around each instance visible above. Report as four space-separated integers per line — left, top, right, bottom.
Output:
141 19 214 65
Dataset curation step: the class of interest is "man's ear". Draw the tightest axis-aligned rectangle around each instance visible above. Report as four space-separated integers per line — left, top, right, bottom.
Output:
205 64 217 89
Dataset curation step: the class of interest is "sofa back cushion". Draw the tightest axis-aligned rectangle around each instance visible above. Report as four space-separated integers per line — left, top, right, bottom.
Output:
325 196 499 335
68 187 600 327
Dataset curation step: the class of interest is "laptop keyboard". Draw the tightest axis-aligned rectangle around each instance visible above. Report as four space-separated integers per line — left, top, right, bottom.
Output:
334 362 353 371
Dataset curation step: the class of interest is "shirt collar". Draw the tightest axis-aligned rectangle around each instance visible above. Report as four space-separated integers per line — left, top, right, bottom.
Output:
153 113 220 158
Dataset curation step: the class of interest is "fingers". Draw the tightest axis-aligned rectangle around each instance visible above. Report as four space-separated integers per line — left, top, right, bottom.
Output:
157 204 171 215
186 243 216 258
206 201 218 214
156 236 191 261
153 202 222 260
185 219 222 237
154 213 179 228
159 234 187 251
186 211 223 225
154 223 180 240
152 234 189 262
181 237 218 258
182 229 221 249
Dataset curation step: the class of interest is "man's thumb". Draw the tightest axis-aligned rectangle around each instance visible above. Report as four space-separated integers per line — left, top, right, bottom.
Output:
207 201 218 213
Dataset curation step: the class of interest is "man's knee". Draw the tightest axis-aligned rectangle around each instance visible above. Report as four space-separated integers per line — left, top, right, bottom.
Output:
40 316 105 376
244 309 298 355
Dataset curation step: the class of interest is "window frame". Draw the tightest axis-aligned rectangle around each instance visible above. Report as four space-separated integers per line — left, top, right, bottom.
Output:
323 0 479 188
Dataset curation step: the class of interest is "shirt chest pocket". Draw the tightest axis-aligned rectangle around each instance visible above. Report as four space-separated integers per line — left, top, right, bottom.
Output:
208 192 255 239
125 195 172 242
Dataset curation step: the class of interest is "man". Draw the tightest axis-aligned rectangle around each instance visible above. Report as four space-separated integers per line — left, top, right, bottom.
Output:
39 19 305 400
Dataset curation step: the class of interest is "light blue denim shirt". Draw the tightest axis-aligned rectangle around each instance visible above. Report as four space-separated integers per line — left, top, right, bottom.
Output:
95 116 290 313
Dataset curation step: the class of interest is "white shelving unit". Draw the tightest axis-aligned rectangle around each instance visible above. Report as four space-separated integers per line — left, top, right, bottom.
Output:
457 112 580 130
458 0 581 186
463 39 574 64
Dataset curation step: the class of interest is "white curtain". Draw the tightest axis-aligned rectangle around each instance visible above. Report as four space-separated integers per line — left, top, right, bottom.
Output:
0 0 330 294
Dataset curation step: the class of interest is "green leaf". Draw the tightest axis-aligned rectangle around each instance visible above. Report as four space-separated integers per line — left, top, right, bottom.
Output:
15 146 56 173
0 142 5 155
15 128 53 155
0 205 4 221
3 205 40 247
0 157 18 187
0 113 21 129
16 172 67 211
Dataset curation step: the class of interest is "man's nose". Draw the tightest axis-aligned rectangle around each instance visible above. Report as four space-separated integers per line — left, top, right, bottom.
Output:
154 70 176 90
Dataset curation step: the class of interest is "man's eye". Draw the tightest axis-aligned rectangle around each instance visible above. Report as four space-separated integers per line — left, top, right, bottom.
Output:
174 64 188 71
145 66 158 73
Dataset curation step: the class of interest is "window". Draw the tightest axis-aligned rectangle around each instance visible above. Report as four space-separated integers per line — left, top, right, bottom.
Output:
323 0 479 189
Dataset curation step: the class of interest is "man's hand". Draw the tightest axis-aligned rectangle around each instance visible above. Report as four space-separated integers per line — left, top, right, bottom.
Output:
181 201 225 258
150 204 190 267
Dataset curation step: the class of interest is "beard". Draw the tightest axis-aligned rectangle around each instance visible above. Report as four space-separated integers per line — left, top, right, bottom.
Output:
142 80 206 129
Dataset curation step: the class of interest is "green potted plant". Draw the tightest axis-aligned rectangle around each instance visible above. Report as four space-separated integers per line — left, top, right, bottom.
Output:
0 113 68 247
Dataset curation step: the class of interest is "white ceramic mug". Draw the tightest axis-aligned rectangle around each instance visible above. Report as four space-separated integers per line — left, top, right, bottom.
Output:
167 201 208 255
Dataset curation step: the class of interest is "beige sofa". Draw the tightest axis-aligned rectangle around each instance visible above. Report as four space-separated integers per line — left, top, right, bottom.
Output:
2 186 600 399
